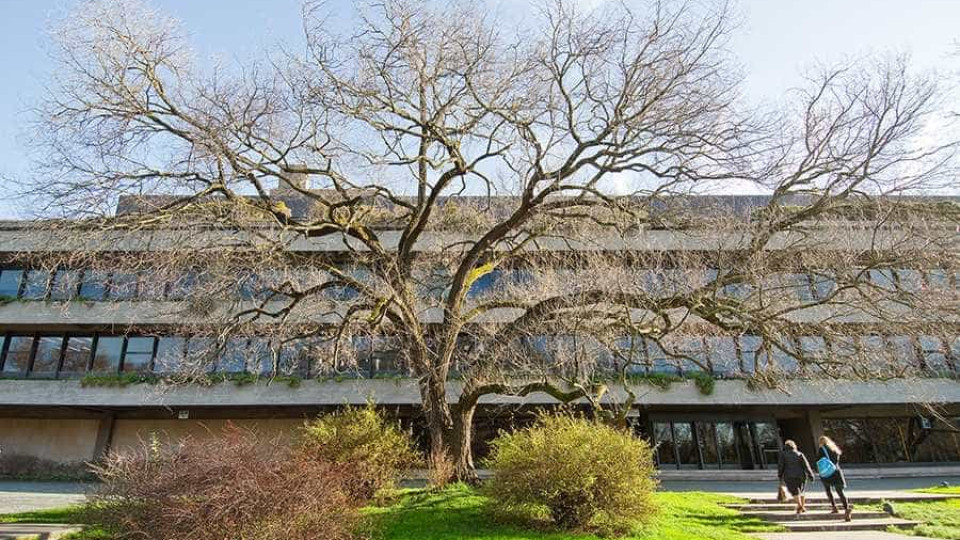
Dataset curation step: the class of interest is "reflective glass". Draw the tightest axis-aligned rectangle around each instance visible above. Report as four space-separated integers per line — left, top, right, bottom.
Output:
2 336 34 373
78 270 109 301
154 337 187 373
50 270 80 301
123 337 155 372
31 336 63 375
20 270 50 300
91 337 122 372
0 269 22 298
654 422 676 466
109 272 139 300
61 336 93 375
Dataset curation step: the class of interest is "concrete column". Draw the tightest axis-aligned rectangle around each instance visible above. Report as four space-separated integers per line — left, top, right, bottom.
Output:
92 413 116 461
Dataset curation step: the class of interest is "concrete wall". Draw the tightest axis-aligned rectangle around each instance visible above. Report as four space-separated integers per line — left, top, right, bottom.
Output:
110 418 305 454
0 418 99 462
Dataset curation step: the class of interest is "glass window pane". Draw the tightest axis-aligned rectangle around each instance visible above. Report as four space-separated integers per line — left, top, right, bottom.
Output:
0 270 22 299
896 269 923 292
706 337 738 375
647 339 679 374
926 269 950 289
248 338 274 375
868 268 896 290
50 270 81 301
654 422 676 466
810 273 836 300
79 270 109 301
186 337 216 372
123 337 155 372
279 339 310 376
889 336 919 368
109 272 139 301
61 336 93 375
138 273 167 300
674 422 699 469
770 339 798 373
467 268 501 298
20 270 50 300
919 336 949 372
677 337 706 374
2 336 34 374
738 335 764 374
219 338 249 373
91 337 122 373
154 337 187 373
31 337 63 376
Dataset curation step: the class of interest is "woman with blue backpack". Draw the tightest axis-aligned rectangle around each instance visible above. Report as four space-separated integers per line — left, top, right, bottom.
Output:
817 435 852 521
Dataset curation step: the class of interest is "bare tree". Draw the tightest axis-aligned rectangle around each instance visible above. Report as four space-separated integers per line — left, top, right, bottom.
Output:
17 0 960 480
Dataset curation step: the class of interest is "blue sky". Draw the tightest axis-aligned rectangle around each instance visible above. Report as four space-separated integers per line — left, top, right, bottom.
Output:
0 0 958 217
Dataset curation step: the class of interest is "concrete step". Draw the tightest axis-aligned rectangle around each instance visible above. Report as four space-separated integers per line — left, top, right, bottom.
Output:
739 510 890 521
778 518 918 533
746 494 957 504
725 503 837 511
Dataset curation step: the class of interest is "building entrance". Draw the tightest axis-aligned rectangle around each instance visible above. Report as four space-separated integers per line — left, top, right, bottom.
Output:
651 419 781 470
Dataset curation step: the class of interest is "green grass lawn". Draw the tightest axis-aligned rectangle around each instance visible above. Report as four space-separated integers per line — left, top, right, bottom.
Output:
366 485 782 540
2 486 783 540
0 506 84 524
915 486 960 495
887 498 960 539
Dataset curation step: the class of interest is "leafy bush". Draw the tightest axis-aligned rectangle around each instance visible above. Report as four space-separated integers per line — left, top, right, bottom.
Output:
302 405 418 500
485 415 658 533
85 424 360 540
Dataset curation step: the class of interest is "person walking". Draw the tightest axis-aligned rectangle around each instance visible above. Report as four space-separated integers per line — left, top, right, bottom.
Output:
778 439 815 515
817 435 852 521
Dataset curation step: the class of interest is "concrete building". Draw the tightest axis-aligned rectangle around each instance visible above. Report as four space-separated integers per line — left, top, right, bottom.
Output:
1 194 959 473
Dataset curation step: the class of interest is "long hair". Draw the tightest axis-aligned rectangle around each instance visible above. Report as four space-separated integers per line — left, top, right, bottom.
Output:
819 435 842 455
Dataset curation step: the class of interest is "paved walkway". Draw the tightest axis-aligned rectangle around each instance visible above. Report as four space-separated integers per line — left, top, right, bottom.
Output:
0 482 89 514
755 533 938 540
661 476 960 499
0 523 80 539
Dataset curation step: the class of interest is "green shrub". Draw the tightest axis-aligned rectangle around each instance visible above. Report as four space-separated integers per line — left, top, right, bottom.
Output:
484 415 658 534
301 405 418 500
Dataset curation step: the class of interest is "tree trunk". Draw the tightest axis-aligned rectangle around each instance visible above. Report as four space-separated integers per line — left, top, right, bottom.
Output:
451 401 479 484
418 372 482 484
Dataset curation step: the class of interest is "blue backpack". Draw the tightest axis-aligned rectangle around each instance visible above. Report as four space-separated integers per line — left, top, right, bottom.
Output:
817 446 837 478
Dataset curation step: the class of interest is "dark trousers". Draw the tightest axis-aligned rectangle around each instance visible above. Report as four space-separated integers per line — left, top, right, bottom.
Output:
824 484 848 510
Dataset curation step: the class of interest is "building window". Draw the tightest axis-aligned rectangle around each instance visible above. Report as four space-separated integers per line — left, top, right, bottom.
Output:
31 336 64 376
20 270 50 300
154 337 187 373
0 269 22 298
78 270 109 301
647 339 679 375
705 336 738 376
91 337 123 372
61 336 94 375
50 270 81 301
122 337 155 372
109 272 139 301
2 336 35 374
918 336 950 372
738 335 765 374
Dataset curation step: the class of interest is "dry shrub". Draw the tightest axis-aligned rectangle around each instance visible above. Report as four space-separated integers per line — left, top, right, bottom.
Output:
426 450 455 491
485 415 658 534
85 425 359 540
301 405 418 500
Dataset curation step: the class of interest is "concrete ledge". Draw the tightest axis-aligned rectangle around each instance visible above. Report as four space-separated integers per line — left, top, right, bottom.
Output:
1 378 960 408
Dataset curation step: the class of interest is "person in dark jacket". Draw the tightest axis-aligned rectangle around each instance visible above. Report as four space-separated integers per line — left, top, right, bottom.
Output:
778 439 815 514
818 435 852 521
